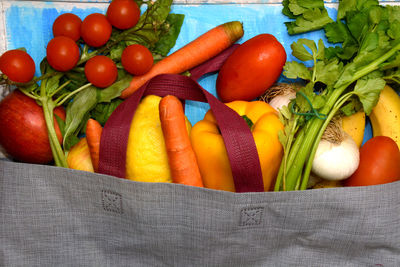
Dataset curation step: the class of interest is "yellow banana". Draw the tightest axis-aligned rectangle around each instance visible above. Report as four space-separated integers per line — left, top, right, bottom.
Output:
342 111 366 147
369 85 400 150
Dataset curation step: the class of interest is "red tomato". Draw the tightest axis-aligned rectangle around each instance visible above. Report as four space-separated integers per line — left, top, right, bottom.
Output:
216 34 286 102
345 136 400 187
84 55 117 88
0 90 65 164
46 36 80 72
121 44 153 75
0 49 35 83
52 13 82 41
106 0 141 30
81 13 112 47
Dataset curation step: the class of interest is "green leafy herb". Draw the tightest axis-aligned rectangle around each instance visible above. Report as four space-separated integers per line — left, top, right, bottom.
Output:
283 0 334 35
63 86 98 150
90 99 124 126
153 13 185 56
276 0 400 191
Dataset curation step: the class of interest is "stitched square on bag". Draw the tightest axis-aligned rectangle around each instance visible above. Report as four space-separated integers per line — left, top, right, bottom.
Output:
239 207 264 226
102 190 123 214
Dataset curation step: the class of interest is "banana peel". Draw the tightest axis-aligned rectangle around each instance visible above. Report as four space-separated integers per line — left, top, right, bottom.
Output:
369 85 400 150
342 111 366 148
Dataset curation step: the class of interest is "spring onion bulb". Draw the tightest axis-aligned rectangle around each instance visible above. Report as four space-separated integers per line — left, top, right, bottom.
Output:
258 83 298 111
311 118 360 181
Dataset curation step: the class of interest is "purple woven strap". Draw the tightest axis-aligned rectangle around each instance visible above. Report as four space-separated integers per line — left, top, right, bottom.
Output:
189 44 239 80
98 46 264 193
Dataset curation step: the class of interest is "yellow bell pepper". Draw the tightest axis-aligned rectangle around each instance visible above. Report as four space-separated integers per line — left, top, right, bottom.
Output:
68 95 192 182
125 95 192 183
190 100 284 192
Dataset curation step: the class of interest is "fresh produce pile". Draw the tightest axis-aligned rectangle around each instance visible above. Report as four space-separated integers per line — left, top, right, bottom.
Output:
0 0 399 192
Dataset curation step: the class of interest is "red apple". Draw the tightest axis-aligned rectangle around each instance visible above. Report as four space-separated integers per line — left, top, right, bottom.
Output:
67 137 94 172
0 89 65 164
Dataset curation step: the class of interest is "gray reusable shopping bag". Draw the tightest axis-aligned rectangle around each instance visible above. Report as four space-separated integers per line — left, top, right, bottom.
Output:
1 73 400 267
1 159 399 266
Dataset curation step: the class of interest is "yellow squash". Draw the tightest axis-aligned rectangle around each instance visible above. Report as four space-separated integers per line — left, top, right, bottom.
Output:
190 100 284 192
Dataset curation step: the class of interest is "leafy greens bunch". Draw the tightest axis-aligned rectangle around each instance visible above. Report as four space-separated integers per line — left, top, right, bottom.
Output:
275 0 400 191
19 0 184 167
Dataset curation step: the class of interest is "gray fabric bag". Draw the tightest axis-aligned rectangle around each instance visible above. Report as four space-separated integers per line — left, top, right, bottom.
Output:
1 159 399 266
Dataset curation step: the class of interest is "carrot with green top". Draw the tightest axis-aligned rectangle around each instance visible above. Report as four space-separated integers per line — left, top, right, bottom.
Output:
120 21 244 99
86 118 102 172
159 95 204 187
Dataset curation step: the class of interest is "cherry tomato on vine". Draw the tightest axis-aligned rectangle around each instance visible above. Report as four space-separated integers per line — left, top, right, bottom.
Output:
81 13 112 48
46 36 80 72
121 44 153 75
345 136 400 187
0 49 35 83
52 13 82 41
84 55 117 88
106 0 141 30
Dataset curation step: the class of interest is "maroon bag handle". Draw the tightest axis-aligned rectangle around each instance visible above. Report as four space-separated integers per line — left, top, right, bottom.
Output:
98 46 264 193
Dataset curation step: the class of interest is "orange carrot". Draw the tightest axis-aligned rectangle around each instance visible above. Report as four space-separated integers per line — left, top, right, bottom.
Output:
159 95 204 187
120 21 244 99
86 118 102 172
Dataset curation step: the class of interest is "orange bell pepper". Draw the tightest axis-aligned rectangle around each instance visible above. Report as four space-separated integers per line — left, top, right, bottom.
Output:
190 100 284 192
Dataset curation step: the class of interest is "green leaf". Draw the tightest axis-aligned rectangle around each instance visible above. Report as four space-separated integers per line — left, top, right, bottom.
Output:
359 32 379 53
340 96 363 116
346 11 369 42
282 0 297 19
295 83 316 113
45 73 63 95
109 42 126 61
61 69 87 91
388 20 400 40
356 0 379 12
316 39 325 60
337 0 357 20
288 0 325 16
63 86 98 151
126 0 174 48
153 13 185 56
288 0 308 16
315 59 343 86
383 68 400 85
98 74 133 102
291 38 317 61
54 113 66 138
353 77 386 115
90 99 123 126
283 61 312 80
324 21 355 44
335 62 357 88
387 5 400 24
134 0 144 7
285 8 333 35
